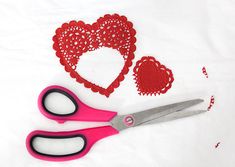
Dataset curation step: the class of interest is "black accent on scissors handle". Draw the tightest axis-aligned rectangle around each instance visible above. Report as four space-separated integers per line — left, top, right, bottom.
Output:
41 88 78 116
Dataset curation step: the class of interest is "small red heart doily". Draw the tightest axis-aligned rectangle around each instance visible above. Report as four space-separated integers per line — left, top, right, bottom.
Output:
133 56 174 95
53 14 136 97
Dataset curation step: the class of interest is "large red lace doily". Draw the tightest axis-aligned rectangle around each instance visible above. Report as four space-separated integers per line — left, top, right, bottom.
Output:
53 14 136 97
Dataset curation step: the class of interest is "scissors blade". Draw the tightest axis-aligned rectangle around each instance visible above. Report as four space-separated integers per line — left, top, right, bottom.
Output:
140 110 207 125
132 99 203 126
111 99 203 131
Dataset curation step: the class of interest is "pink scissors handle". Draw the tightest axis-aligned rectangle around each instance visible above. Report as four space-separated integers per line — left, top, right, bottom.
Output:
26 126 119 161
38 85 117 123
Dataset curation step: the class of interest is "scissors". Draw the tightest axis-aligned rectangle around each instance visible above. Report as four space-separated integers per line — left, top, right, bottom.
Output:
26 85 207 161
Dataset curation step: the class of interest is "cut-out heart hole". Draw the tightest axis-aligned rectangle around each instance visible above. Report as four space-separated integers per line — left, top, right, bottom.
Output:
76 47 124 88
53 14 136 97
133 56 174 95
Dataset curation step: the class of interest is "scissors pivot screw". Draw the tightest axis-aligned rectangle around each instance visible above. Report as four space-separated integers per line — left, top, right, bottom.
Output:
123 115 135 127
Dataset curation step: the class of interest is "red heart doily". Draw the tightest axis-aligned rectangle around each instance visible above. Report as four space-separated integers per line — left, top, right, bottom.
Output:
133 56 174 95
53 14 136 97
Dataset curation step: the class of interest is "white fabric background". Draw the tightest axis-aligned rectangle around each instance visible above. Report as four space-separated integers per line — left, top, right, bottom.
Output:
0 0 235 166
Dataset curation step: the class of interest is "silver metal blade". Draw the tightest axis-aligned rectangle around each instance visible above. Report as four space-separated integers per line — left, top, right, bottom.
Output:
131 99 204 126
111 99 204 131
140 110 207 125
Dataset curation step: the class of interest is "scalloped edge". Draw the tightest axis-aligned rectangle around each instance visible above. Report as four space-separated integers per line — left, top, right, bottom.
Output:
133 56 174 96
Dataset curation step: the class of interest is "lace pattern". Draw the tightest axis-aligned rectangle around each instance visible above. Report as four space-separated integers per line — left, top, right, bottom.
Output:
133 56 174 95
53 14 136 97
